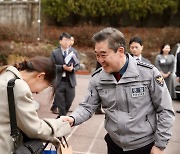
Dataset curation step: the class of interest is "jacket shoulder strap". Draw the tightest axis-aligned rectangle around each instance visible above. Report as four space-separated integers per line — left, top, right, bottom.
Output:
7 78 20 140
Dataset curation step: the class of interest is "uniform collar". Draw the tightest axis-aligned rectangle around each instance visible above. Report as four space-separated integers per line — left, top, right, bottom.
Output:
119 56 128 76
121 54 139 81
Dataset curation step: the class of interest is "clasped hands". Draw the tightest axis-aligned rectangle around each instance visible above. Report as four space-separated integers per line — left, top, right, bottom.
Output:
63 64 74 72
161 71 171 79
61 116 74 127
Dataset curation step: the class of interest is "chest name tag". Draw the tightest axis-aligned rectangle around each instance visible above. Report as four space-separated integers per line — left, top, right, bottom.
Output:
131 87 145 97
160 59 166 64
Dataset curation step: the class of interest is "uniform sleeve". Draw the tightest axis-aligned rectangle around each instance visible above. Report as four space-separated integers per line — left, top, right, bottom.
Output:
70 80 100 125
150 67 175 149
14 80 71 141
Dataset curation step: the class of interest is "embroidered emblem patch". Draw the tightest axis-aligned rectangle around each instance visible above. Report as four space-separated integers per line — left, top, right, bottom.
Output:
155 75 164 87
132 87 145 97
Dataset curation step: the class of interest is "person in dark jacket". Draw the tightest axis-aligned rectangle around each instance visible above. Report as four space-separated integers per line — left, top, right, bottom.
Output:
129 37 151 64
50 32 80 116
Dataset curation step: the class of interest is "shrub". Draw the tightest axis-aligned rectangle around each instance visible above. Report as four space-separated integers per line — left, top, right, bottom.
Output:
0 25 180 69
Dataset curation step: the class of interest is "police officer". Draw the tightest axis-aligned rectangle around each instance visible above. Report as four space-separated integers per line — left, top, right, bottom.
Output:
62 27 175 154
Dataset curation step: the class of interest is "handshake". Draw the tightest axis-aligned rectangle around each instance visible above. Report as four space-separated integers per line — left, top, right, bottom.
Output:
61 116 75 127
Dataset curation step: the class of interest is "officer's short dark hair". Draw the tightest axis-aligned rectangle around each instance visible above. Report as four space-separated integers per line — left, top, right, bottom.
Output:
59 32 71 40
92 27 126 53
129 37 143 46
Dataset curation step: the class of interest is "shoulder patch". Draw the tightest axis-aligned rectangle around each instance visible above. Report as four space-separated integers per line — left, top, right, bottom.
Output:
155 75 164 87
92 67 102 77
137 61 154 69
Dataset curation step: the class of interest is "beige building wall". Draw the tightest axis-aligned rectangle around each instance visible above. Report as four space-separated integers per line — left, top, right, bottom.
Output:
0 1 39 32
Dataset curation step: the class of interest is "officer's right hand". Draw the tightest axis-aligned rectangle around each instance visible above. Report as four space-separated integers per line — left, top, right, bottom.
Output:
61 116 74 127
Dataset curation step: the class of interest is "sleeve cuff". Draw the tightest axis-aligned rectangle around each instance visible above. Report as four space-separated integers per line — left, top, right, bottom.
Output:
154 140 168 150
69 116 75 126
44 118 71 137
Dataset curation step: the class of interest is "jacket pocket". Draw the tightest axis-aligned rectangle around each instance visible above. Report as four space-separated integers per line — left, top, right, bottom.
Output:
123 82 151 115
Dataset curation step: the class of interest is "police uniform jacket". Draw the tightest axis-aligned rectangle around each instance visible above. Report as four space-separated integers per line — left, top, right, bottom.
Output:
141 56 151 64
70 54 175 151
0 66 71 154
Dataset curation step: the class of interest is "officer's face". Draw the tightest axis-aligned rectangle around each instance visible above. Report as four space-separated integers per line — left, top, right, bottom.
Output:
129 42 143 57
95 40 124 73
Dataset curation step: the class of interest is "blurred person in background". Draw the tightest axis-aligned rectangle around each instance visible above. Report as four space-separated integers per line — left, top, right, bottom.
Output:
175 46 180 82
0 56 71 153
70 36 75 47
155 44 176 99
129 37 151 63
50 32 80 116
176 51 180 113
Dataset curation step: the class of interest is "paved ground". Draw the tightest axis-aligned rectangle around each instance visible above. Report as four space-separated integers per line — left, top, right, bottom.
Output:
34 75 180 154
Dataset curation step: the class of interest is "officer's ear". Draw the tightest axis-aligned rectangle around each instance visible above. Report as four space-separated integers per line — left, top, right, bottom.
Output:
117 47 125 55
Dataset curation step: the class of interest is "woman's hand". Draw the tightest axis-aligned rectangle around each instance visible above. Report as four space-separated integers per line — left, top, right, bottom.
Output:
50 137 61 148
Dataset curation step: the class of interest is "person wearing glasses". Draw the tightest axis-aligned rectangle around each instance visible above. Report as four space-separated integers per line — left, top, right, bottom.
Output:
50 32 80 116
